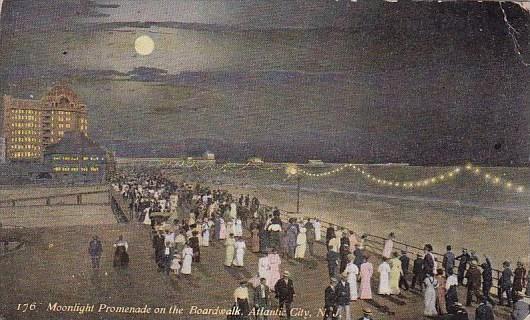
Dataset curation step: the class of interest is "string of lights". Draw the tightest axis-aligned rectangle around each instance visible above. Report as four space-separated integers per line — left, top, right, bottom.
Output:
464 163 525 193
289 162 525 193
294 164 462 189
165 159 526 194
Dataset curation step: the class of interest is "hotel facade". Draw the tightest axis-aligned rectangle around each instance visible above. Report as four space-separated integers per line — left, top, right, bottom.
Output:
2 84 88 161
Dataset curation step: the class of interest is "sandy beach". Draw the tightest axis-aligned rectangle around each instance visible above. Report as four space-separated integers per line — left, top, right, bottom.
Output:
224 184 526 269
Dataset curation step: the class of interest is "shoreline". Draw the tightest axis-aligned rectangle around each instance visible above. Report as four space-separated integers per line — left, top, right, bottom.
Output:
218 183 528 268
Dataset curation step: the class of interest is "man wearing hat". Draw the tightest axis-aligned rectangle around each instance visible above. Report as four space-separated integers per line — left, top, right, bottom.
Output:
411 253 424 291
480 255 495 305
336 272 351 320
327 245 340 279
357 308 373 320
88 235 103 269
446 302 469 320
474 297 494 320
456 248 471 286
274 271 295 319
499 261 514 307
442 245 456 276
512 291 530 320
254 278 270 320
399 250 410 291
465 260 482 306
323 278 338 320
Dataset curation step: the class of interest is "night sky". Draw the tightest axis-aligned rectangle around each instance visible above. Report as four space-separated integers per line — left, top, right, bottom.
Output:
0 0 529 165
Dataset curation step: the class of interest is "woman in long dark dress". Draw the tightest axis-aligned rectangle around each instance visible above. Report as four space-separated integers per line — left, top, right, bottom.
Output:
113 235 129 267
188 231 200 263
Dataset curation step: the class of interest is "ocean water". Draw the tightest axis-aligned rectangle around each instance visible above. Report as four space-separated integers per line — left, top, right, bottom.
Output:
165 164 530 221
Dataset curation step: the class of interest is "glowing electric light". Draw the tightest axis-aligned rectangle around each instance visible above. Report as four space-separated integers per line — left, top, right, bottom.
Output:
286 165 299 176
517 186 524 192
465 164 472 170
135 35 155 56
494 177 500 184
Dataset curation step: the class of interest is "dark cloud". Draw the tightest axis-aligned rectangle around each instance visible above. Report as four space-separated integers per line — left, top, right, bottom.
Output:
0 0 529 164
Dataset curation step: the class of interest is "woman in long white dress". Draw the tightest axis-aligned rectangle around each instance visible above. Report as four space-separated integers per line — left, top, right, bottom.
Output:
181 244 193 275
143 207 151 225
345 254 359 301
313 219 321 242
233 237 246 267
230 202 237 220
378 259 391 295
258 253 271 282
267 249 282 289
224 234 236 267
234 218 243 237
170 254 181 275
226 220 234 237
294 228 307 259
423 273 438 316
382 232 395 259
219 217 227 240
201 221 210 247
389 253 403 295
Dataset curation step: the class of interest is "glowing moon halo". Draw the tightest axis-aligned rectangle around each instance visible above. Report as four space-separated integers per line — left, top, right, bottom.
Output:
134 35 155 56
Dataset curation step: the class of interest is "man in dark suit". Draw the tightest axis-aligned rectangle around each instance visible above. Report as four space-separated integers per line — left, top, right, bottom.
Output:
274 271 296 319
323 278 338 320
88 236 103 269
399 250 410 290
336 273 351 320
254 278 270 320
411 253 424 291
327 246 340 278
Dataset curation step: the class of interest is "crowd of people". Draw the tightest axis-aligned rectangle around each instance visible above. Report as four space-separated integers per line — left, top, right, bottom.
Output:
85 170 530 320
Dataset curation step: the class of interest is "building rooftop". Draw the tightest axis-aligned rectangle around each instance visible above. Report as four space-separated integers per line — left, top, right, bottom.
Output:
44 131 106 156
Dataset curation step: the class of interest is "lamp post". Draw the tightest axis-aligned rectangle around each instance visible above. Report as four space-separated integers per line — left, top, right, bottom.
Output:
296 175 301 215
286 165 301 215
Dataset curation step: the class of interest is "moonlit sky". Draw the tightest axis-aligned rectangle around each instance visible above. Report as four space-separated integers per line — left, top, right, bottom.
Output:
0 0 529 164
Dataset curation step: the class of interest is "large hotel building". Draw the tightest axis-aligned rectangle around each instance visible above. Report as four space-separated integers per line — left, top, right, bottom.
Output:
2 84 88 161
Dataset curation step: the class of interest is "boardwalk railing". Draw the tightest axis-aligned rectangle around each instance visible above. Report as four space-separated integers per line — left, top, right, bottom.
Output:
0 189 109 208
260 204 504 293
0 224 27 257
108 189 131 223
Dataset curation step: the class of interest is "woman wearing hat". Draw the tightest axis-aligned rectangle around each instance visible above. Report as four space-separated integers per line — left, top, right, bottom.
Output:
112 235 129 268
513 261 527 303
389 251 403 296
377 258 391 295
359 255 373 300
294 227 307 260
423 271 439 317
344 254 359 301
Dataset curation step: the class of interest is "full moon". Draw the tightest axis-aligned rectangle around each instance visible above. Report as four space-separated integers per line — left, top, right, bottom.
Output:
134 35 155 56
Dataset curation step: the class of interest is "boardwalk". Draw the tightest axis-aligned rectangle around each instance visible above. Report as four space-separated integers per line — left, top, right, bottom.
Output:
0 220 514 320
